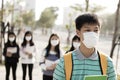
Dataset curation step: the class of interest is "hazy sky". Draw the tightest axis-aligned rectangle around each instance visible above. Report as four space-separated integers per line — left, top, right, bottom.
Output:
35 0 119 24
0 0 119 25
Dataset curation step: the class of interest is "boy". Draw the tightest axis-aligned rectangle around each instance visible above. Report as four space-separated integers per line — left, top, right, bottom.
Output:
53 13 116 80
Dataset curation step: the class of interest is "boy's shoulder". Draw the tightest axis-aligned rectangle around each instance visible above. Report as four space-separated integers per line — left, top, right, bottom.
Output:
98 51 112 61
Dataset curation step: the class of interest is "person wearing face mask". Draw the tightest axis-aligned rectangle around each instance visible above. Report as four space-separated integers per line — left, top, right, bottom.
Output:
20 31 36 80
3 32 20 80
53 14 116 80
39 33 63 80
66 35 80 53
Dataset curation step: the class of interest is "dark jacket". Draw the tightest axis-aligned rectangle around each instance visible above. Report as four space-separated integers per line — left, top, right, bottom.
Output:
3 42 20 63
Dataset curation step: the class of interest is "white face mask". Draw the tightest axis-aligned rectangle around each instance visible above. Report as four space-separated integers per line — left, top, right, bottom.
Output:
83 32 99 48
9 37 15 42
25 36 32 41
73 42 80 49
51 40 59 46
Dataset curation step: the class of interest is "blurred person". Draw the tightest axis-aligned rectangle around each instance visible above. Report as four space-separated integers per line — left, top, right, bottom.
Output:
20 31 36 80
3 32 20 80
39 33 63 80
66 35 80 53
53 13 116 80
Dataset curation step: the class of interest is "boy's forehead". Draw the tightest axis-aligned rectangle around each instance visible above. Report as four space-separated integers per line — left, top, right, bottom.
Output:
82 23 99 29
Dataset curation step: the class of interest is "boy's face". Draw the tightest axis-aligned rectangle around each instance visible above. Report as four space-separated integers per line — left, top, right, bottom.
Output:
76 24 100 47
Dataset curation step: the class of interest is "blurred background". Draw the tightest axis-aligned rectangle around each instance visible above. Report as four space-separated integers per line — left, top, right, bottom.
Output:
0 0 120 80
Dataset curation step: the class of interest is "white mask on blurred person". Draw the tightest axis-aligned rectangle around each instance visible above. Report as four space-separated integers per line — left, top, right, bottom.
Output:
9 37 15 42
25 36 32 41
73 42 80 49
83 32 99 48
51 40 59 46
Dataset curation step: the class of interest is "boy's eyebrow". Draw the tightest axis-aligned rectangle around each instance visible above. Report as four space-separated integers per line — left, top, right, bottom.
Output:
83 26 90 28
83 26 99 29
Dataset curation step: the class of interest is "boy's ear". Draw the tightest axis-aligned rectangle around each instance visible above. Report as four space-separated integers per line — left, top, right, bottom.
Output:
76 29 80 36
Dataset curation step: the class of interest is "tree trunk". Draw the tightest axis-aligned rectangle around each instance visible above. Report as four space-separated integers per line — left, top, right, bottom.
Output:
0 0 4 64
85 0 89 12
110 0 120 58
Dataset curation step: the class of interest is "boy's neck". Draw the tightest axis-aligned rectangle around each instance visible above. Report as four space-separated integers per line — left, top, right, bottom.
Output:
79 44 95 58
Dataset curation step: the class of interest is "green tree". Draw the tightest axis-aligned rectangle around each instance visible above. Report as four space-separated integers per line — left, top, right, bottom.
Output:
0 0 25 28
20 10 35 27
71 0 104 13
36 7 58 34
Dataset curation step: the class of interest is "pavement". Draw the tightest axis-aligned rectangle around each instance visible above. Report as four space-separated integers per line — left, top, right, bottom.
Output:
0 62 43 80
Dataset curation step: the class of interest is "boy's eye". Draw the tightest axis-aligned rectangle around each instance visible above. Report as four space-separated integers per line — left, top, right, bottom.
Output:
94 30 98 32
85 30 91 32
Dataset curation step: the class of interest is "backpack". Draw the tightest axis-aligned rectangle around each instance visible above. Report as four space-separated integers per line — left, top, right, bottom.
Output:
64 52 107 80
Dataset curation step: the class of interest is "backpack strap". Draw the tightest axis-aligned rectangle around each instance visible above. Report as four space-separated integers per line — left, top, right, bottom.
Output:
64 51 108 80
64 52 72 80
99 52 108 75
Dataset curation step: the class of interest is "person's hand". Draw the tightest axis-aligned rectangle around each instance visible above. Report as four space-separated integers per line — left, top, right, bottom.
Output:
25 52 29 55
46 65 54 70
52 63 57 69
28 54 33 59
46 63 57 70
6 52 12 57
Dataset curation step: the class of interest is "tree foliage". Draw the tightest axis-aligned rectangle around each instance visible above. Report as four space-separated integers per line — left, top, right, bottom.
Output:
21 10 35 26
0 0 35 28
71 0 105 13
36 7 58 28
0 1 13 22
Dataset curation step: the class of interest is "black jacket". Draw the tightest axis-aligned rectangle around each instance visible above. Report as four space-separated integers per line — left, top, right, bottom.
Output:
3 42 20 63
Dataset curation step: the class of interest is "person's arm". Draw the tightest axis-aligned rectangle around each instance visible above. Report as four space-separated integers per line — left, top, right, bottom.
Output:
107 57 117 80
39 50 47 70
60 49 65 57
20 46 28 58
31 45 36 57
12 45 20 58
3 44 7 56
53 57 65 80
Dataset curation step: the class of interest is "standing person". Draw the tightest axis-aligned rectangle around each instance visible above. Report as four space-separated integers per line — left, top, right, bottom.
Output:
53 13 116 80
66 35 80 53
3 32 20 80
20 31 36 80
39 33 63 80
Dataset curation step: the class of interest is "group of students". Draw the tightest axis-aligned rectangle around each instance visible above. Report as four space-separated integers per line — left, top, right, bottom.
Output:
3 13 116 80
3 31 36 80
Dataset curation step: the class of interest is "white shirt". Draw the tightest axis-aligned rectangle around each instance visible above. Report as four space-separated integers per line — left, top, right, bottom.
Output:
20 44 36 64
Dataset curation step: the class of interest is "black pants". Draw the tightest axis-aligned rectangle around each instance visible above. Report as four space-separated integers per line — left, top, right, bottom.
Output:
43 75 53 80
22 64 33 80
5 62 17 80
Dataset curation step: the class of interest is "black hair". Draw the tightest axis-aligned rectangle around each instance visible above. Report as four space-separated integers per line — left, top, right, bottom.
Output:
75 13 100 30
6 32 17 46
45 33 60 58
68 35 80 52
21 31 34 47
